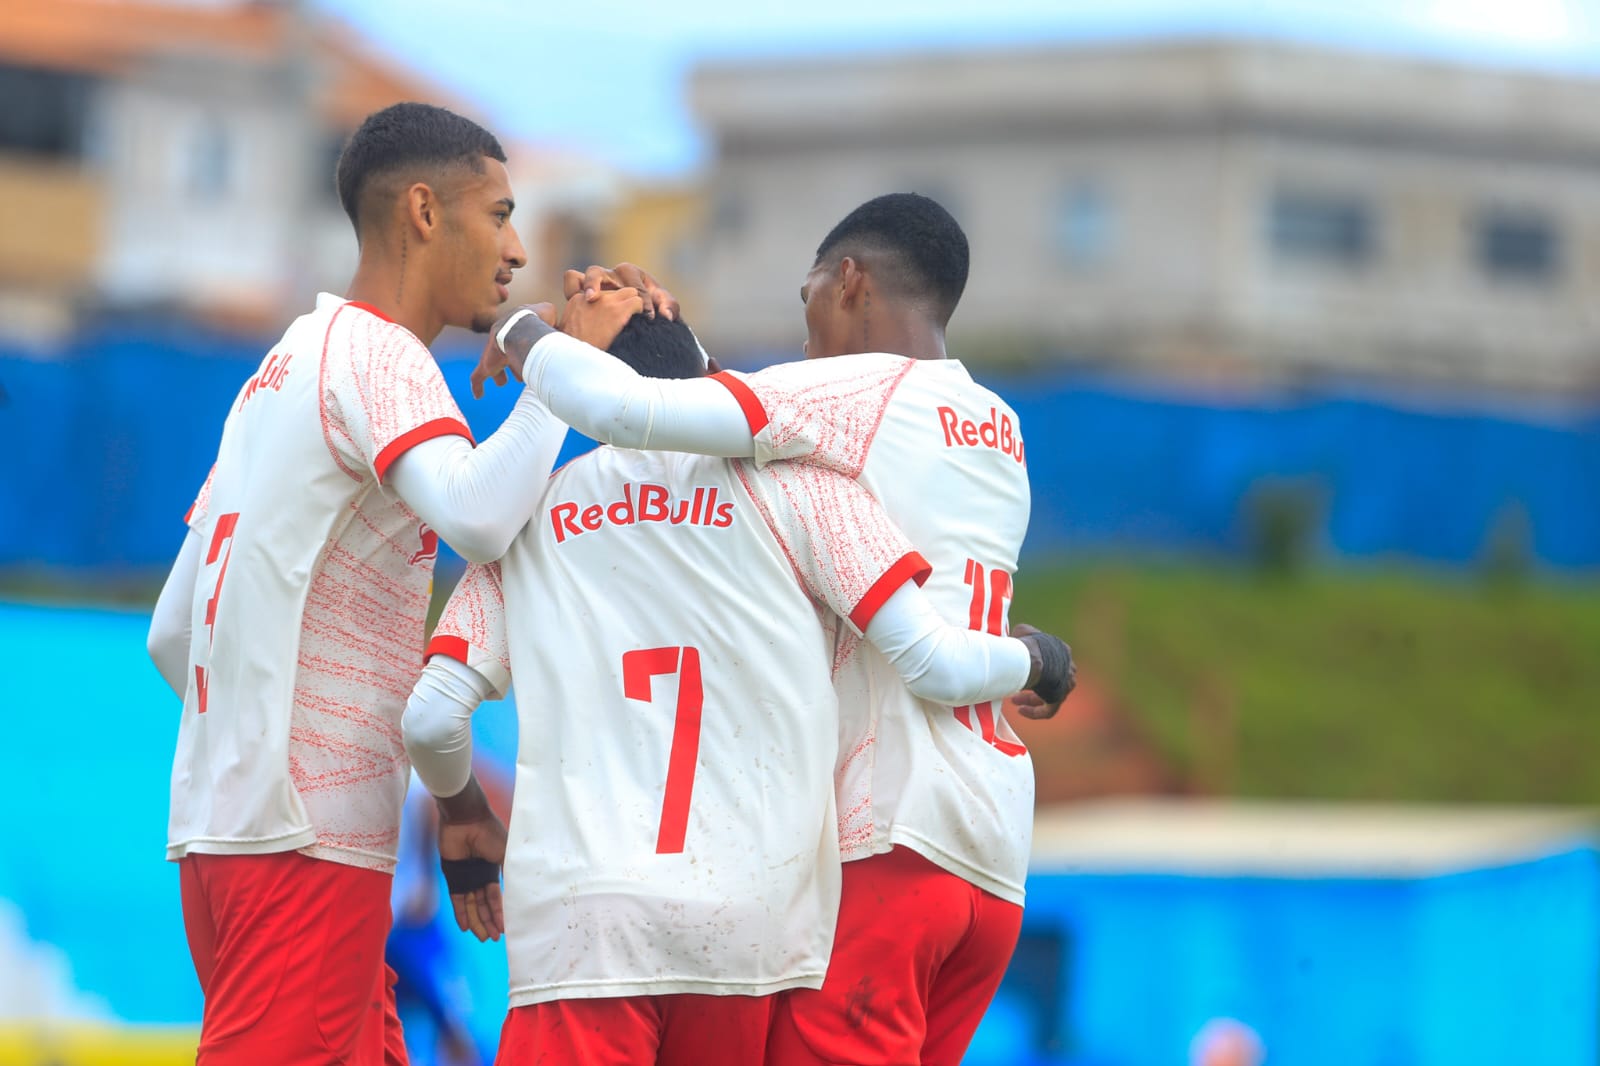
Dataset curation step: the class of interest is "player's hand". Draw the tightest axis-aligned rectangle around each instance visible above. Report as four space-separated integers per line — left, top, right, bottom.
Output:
472 302 558 398
557 287 644 350
563 262 679 321
434 777 509 941
1012 622 1075 719
437 814 507 941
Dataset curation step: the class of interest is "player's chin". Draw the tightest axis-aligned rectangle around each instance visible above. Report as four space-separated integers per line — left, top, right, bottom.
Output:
467 308 498 335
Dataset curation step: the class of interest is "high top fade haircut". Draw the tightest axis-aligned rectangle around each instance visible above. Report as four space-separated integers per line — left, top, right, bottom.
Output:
335 102 506 237
606 313 705 381
813 192 970 326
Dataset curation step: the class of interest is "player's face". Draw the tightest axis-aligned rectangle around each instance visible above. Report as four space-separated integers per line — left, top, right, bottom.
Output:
800 260 848 360
439 157 526 334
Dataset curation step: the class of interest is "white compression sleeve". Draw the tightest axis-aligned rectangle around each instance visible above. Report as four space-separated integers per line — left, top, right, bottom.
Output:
402 656 498 799
148 529 200 698
864 582 1032 706
523 331 754 456
388 390 568 564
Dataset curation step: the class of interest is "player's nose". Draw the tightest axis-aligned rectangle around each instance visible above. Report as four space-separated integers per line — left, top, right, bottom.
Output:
505 226 528 271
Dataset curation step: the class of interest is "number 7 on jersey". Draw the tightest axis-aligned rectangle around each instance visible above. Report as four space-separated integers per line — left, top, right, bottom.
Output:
622 646 704 854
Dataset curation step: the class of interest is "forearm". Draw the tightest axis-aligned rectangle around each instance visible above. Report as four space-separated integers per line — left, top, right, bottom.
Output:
148 530 200 697
511 322 753 456
864 583 1033 706
402 657 496 798
388 390 567 563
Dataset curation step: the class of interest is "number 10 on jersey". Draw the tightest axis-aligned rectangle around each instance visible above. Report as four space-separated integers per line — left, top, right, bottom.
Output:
623 646 704 854
958 559 1027 758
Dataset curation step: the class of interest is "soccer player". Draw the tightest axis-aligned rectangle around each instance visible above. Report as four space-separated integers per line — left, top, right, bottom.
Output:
142 103 650 1065
476 193 1061 1065
401 311 1074 1066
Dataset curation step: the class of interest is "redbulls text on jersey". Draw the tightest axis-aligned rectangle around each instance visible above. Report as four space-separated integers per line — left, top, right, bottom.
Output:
548 482 735 544
936 406 1025 466
235 353 293 413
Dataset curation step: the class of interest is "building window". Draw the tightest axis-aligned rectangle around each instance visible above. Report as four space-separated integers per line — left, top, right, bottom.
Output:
1057 181 1112 268
1476 209 1560 282
1268 189 1374 268
188 118 233 201
0 64 90 158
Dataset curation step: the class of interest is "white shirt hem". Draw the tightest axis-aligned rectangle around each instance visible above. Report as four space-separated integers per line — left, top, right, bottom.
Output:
878 828 1027 906
166 832 396 873
166 827 318 860
508 972 825 1007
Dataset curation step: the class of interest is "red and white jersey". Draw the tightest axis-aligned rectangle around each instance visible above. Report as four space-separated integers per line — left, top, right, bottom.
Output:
430 447 928 1005
711 354 1034 904
169 293 470 873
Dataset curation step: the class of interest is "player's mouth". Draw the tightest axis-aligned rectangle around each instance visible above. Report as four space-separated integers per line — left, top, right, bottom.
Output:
495 274 513 303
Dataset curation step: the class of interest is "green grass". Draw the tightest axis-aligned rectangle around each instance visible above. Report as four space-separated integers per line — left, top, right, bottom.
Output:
1010 562 1600 805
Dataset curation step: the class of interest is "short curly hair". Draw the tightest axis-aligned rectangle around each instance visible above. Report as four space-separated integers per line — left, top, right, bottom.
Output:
813 192 970 325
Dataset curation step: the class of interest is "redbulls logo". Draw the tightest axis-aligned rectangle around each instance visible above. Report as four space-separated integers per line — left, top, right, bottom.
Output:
410 524 439 566
236 352 293 412
937 406 1025 465
549 482 735 544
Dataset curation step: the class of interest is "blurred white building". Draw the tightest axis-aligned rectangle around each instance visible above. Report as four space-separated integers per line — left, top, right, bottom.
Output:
690 41 1600 392
0 0 613 339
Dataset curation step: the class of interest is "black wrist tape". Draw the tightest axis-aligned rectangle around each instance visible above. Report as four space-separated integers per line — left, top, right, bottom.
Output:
441 857 499 894
1028 634 1075 705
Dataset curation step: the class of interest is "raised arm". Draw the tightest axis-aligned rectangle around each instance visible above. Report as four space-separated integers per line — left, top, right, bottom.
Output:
386 392 567 564
483 300 755 456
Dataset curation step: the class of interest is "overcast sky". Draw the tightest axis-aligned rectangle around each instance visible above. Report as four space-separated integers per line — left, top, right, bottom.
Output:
314 0 1600 176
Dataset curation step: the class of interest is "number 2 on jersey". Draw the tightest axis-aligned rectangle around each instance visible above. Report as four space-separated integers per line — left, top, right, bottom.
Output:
957 559 1027 757
193 512 240 714
622 646 704 854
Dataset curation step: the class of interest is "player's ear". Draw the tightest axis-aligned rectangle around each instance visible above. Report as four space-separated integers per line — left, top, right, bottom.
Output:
405 182 439 241
838 256 866 308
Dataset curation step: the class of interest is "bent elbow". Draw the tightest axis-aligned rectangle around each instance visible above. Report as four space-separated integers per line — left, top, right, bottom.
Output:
436 517 510 566
401 696 450 759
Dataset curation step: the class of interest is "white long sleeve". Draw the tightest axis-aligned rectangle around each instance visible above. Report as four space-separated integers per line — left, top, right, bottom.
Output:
387 390 568 564
148 529 200 698
402 655 498 798
523 331 754 456
864 582 1032 706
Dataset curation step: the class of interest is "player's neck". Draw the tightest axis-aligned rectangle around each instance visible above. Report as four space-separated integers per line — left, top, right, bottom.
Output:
345 258 445 346
854 311 947 361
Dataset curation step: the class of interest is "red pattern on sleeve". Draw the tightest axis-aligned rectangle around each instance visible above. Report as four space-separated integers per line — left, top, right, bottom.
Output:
431 563 511 696
732 458 925 636
740 354 915 476
321 304 474 483
185 465 216 528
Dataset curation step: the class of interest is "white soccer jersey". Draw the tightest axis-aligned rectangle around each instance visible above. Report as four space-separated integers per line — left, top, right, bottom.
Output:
430 447 929 1006
168 294 470 872
710 354 1035 904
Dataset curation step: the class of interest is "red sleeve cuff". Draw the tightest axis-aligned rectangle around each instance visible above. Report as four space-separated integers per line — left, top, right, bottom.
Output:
374 417 476 482
849 551 933 632
426 634 471 665
709 371 770 435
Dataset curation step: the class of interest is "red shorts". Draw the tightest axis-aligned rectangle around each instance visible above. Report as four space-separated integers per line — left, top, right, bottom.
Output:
497 994 774 1066
767 846 1023 1066
179 851 407 1066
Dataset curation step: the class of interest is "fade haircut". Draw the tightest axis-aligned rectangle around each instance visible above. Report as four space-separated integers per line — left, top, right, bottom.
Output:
813 192 970 326
606 313 704 381
335 102 506 235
